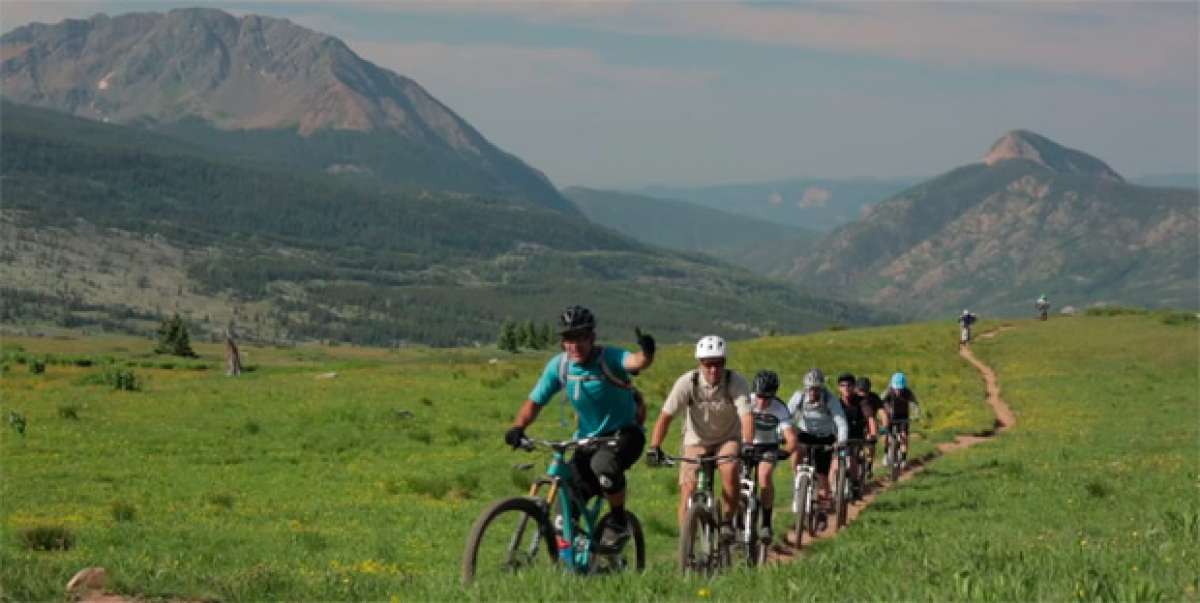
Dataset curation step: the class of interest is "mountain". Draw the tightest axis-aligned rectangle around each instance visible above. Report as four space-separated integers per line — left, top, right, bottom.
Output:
0 101 885 345
636 177 918 232
0 8 574 213
563 187 816 275
789 130 1199 316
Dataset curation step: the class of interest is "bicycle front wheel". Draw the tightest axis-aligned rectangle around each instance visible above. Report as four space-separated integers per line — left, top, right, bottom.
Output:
680 503 719 574
889 438 901 482
462 497 556 585
591 511 646 574
836 462 850 529
791 475 810 549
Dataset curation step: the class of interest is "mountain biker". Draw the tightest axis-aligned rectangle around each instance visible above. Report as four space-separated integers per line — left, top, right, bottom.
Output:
854 376 884 476
646 335 754 536
504 305 656 546
1036 295 1050 320
747 370 798 543
786 368 848 508
958 309 978 345
835 372 876 492
880 371 920 467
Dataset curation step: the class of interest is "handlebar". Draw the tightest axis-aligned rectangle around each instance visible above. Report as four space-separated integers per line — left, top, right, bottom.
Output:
656 454 740 468
518 435 620 453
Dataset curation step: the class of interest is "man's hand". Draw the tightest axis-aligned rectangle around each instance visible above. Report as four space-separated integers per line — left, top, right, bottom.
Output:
646 446 666 467
740 443 757 464
634 327 656 358
504 426 526 449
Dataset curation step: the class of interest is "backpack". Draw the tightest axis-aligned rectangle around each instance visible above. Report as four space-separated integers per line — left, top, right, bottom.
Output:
687 368 732 407
556 346 644 405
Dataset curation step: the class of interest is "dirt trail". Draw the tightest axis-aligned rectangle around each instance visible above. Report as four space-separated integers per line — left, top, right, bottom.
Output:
771 331 1016 559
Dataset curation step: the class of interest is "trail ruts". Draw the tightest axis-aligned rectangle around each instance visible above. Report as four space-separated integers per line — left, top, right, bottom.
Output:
770 328 1016 561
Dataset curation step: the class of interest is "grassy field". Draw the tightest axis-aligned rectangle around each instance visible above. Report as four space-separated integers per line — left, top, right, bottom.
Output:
1 315 1194 601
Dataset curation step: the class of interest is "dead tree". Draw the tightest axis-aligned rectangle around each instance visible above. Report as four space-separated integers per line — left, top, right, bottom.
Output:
224 328 242 377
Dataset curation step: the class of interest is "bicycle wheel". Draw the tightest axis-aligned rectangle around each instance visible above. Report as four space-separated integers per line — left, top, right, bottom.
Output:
835 460 849 529
738 496 762 567
462 497 556 585
679 503 719 574
889 437 901 482
790 474 810 549
591 512 646 574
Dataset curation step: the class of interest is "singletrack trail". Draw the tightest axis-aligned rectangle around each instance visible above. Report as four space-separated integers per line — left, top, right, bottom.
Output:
773 328 1016 559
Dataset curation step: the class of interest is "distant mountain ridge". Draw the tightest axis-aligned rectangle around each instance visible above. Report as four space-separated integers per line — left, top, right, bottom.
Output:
636 177 918 232
563 187 816 275
790 131 1199 316
0 8 574 212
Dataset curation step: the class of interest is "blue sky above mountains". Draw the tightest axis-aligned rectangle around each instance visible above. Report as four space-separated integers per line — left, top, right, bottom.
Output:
4 1 1196 188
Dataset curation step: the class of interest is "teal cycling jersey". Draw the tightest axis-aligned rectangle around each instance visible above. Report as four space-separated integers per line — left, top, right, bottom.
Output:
529 347 637 438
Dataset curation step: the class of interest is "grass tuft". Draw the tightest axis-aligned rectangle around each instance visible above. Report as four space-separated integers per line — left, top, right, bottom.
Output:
18 526 74 551
111 500 137 522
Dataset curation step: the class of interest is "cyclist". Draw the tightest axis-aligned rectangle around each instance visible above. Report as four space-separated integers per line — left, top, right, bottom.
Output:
880 371 920 468
958 309 978 346
646 335 754 537
747 370 798 543
1036 295 1050 320
786 368 847 509
854 376 884 476
504 305 656 546
835 372 876 493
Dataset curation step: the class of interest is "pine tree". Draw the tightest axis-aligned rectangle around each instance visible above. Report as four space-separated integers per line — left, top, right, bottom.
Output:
522 320 540 350
497 320 519 353
539 322 555 348
155 314 197 357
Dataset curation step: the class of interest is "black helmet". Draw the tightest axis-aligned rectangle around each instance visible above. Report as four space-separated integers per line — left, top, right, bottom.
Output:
752 370 780 396
558 305 596 335
855 376 872 392
837 372 856 386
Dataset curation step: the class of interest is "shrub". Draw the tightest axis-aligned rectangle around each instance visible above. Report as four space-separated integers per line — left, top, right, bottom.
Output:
1084 305 1146 317
154 313 197 357
83 368 140 391
18 526 74 551
243 420 261 435
29 359 45 374
207 493 235 510
57 404 80 420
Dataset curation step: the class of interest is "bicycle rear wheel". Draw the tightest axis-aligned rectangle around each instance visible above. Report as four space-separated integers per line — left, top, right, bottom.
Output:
591 512 646 574
462 497 556 585
889 437 901 482
680 503 719 574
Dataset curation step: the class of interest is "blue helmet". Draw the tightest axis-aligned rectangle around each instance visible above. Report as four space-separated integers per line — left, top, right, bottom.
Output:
890 372 907 390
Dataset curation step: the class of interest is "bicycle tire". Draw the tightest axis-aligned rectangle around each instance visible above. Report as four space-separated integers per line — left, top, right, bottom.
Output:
461 496 556 585
889 436 901 482
679 503 719 574
740 496 761 567
592 511 646 574
835 458 849 529
791 474 810 549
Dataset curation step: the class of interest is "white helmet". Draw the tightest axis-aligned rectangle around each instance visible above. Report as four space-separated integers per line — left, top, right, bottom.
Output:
962 309 970 315
694 335 727 360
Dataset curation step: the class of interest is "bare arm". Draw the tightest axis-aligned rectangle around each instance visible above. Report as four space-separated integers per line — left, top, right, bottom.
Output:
512 400 542 429
624 350 653 373
740 412 754 444
783 426 798 454
649 411 673 448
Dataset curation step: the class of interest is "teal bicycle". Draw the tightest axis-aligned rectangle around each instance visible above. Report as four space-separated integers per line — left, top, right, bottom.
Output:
461 435 646 584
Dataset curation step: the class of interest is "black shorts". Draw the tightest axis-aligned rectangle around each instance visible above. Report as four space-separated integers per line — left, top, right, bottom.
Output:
570 425 645 498
751 443 781 465
795 432 836 474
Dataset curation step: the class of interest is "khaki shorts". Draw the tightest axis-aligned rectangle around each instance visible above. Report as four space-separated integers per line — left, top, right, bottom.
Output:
679 439 740 486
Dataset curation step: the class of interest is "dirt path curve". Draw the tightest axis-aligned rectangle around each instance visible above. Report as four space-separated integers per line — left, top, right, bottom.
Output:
770 330 1016 560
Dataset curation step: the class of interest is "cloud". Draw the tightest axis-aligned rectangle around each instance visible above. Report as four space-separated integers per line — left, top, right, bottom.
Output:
358 2 1196 90
350 40 717 92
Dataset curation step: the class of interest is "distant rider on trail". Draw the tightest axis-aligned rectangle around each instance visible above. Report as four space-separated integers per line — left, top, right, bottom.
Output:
1036 295 1050 321
747 370 798 543
958 309 978 346
646 335 754 538
836 372 877 490
504 305 656 547
854 376 885 476
880 371 920 468
787 368 848 508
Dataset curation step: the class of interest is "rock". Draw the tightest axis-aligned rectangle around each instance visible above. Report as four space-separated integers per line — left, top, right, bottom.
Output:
66 566 107 594
315 371 337 379
1060 305 1077 316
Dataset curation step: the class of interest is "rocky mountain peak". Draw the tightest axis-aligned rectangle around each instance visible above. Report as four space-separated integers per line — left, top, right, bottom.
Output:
983 130 1124 182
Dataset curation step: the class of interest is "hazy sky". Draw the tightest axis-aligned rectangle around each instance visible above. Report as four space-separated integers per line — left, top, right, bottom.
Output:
3 1 1197 188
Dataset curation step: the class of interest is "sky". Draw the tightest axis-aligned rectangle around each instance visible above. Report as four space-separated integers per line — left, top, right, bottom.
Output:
2 1 1197 189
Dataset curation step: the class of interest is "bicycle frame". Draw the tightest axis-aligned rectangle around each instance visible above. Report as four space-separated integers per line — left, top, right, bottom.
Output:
522 441 614 573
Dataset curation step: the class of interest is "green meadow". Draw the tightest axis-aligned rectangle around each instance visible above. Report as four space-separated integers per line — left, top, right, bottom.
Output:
1 315 1195 601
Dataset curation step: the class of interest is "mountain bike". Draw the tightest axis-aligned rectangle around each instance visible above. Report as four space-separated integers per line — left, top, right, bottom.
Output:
883 419 910 482
658 452 739 574
1037 303 1050 321
789 443 835 549
732 448 778 567
844 438 869 502
461 435 645 584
